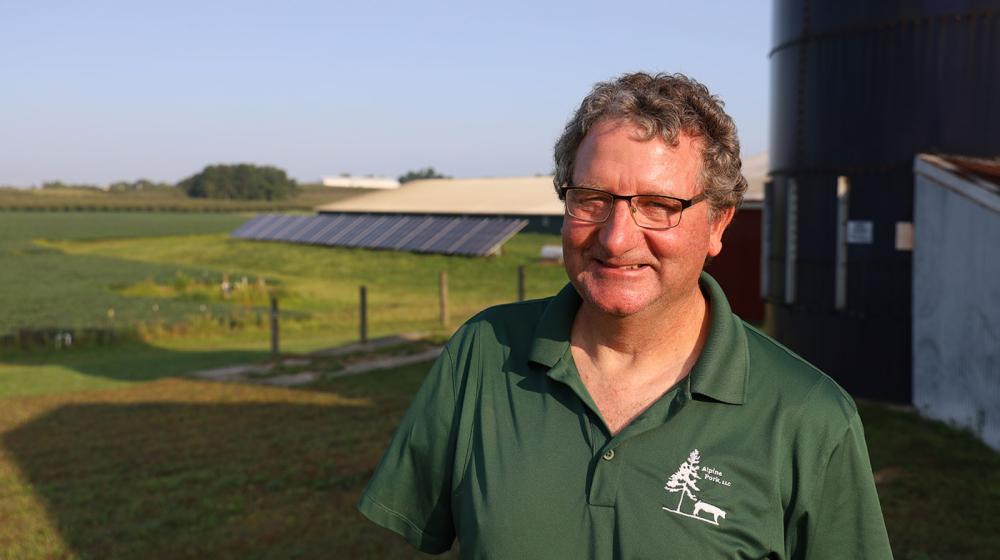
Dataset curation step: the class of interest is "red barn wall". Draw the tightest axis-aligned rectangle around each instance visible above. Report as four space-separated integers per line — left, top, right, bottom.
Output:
705 206 763 323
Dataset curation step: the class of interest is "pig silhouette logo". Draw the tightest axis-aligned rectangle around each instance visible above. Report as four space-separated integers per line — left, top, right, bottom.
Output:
692 500 727 524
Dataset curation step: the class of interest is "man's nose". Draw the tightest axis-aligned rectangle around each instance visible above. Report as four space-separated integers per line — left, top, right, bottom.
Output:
598 199 643 254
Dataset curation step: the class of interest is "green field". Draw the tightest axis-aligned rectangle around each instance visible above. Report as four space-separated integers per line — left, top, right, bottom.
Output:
0 184 367 212
1 210 567 340
0 211 567 397
0 211 996 559
0 212 252 335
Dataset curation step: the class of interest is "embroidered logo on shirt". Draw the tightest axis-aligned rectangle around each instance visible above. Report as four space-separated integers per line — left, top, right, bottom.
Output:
662 449 730 525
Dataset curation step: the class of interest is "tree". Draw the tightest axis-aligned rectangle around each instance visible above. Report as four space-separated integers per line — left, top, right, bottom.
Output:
41 181 101 191
398 167 449 184
178 164 298 201
664 449 702 511
107 179 175 192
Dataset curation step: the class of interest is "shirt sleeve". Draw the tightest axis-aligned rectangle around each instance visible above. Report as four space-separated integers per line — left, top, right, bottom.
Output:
786 406 894 560
357 341 463 554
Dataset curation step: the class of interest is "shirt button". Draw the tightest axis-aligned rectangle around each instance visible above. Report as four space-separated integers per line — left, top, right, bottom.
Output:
602 449 615 461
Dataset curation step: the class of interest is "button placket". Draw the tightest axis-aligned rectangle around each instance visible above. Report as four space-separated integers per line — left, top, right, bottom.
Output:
588 444 622 507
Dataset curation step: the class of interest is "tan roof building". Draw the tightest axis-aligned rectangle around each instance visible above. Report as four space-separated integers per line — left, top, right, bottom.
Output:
316 176 563 216
320 176 401 189
741 152 767 204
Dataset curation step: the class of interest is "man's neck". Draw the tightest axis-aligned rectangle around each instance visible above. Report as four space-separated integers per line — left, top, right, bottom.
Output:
571 285 711 383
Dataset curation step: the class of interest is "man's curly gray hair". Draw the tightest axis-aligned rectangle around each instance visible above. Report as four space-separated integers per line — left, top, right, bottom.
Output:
553 72 748 218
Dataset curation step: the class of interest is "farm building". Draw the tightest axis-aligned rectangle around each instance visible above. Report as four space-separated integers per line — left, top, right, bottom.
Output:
317 176 564 233
912 154 1000 450
765 0 1000 407
320 176 400 189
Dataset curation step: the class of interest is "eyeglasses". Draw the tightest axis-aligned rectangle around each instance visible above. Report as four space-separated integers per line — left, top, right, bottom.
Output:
559 186 707 230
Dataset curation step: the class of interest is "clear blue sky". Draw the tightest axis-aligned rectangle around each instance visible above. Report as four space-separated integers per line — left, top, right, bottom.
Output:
1 1 771 187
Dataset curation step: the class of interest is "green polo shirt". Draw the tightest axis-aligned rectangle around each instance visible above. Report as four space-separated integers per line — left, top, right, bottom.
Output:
358 273 892 559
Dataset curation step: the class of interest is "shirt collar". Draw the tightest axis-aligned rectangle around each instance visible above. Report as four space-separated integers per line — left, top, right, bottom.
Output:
527 282 580 368
527 272 749 405
688 272 749 405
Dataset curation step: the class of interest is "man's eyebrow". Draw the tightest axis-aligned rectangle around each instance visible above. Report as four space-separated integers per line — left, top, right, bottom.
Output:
571 183 684 198
570 182 605 190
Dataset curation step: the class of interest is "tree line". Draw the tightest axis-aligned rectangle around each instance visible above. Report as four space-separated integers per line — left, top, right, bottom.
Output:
13 164 448 201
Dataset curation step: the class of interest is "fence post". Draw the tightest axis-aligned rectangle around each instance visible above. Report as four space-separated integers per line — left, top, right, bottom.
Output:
439 270 449 327
359 285 368 344
270 296 280 358
107 308 116 342
517 265 526 302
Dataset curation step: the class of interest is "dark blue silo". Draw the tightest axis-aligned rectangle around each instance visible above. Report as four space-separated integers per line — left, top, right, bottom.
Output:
767 1 1000 403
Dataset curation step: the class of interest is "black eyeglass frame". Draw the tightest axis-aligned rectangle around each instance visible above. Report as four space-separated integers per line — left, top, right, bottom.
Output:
558 185 708 230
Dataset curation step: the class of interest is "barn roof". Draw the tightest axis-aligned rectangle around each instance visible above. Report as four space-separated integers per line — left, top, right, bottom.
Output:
317 176 563 216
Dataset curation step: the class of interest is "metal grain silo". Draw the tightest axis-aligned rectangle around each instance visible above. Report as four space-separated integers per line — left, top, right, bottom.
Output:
766 1 1000 402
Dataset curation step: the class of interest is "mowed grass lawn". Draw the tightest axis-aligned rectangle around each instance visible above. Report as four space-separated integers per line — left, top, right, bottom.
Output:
0 363 455 559
0 359 997 559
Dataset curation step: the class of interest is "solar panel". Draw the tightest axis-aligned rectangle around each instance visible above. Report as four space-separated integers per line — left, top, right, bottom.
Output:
231 213 528 256
271 215 311 240
304 214 347 244
349 215 391 247
234 214 283 239
289 216 331 242
389 216 435 250
415 218 461 252
451 219 527 256
424 219 474 254
441 219 489 254
367 215 411 248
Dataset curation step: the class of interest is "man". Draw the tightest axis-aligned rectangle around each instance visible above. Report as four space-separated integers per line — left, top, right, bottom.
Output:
358 72 893 559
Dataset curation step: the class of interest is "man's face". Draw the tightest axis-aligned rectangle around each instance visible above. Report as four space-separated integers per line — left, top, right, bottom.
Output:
562 118 733 319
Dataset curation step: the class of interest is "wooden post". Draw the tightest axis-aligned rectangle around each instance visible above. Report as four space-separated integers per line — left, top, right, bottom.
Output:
517 265 526 302
439 270 449 327
359 285 368 344
107 308 116 343
270 296 280 358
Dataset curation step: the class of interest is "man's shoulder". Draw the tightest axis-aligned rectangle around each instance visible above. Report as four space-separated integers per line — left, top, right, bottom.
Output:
443 296 555 354
470 296 555 326
741 321 858 424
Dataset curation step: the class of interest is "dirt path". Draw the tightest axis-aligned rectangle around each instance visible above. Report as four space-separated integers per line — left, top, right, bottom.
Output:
188 333 442 386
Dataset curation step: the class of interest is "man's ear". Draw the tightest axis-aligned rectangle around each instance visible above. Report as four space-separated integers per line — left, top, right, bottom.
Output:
708 206 736 257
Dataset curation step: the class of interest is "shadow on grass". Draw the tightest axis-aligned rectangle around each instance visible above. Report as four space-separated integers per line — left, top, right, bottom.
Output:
1 368 449 559
858 402 1000 560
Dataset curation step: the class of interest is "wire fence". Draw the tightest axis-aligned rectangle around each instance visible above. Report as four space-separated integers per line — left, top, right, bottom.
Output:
1 267 534 354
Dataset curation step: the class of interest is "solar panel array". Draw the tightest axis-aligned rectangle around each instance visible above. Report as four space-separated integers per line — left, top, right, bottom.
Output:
231 213 529 257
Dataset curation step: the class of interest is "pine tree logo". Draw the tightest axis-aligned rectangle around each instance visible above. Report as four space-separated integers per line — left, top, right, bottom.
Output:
663 449 728 525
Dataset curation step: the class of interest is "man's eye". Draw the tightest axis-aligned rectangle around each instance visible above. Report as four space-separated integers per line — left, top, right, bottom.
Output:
573 193 609 208
637 199 681 215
